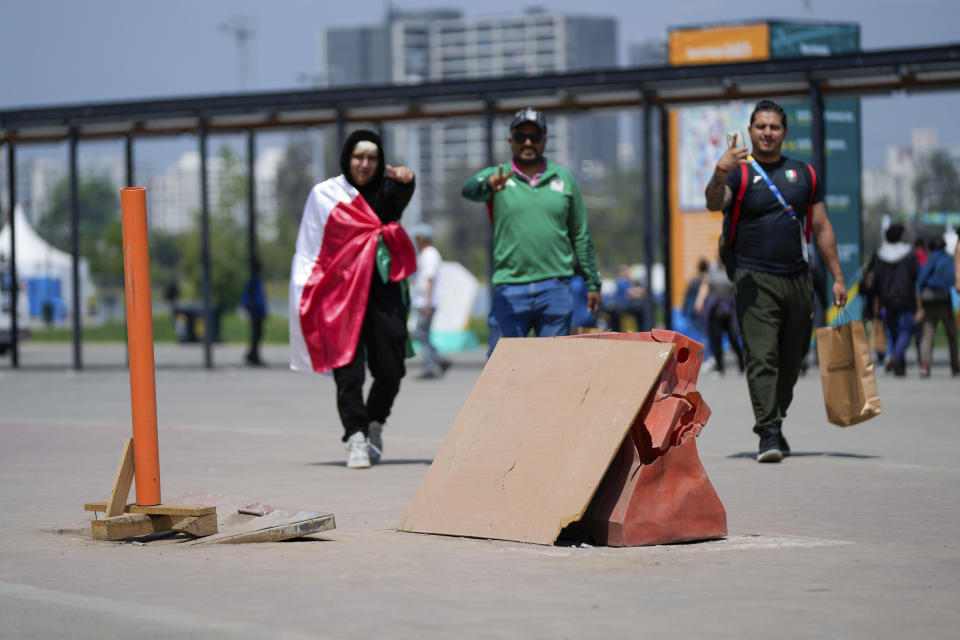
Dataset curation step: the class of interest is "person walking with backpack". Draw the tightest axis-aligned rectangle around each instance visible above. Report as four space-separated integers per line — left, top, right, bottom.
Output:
705 99 847 463
916 234 958 377
873 223 922 377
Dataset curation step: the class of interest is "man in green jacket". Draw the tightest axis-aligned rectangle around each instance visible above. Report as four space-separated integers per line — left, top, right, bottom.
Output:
462 108 601 351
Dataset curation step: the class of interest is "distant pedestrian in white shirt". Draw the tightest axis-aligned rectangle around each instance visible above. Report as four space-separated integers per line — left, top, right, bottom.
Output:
411 224 451 379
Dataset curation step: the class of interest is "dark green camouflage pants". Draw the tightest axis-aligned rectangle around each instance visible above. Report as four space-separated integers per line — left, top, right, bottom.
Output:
734 268 814 437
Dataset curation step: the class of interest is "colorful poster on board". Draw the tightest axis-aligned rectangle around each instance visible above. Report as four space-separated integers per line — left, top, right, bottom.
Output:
677 103 751 211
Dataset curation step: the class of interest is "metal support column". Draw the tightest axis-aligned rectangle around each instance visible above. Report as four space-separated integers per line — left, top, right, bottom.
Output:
484 99 495 167
809 80 826 179
123 133 135 365
484 99 496 286
641 91 655 329
198 118 213 369
69 127 82 370
6 141 19 367
335 109 346 154
809 80 828 326
124 133 135 187
246 129 257 267
658 103 672 330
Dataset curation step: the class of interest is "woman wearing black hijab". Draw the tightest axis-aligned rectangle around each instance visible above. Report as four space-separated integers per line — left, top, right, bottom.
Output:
290 130 417 468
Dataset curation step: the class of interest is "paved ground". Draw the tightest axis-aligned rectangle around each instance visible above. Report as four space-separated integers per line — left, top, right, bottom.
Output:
1 340 958 639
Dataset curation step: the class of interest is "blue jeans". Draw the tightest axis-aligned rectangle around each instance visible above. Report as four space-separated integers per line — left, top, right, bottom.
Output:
490 278 573 352
885 309 916 369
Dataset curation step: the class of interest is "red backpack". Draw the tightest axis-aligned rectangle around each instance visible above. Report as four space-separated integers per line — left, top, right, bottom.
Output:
719 162 817 278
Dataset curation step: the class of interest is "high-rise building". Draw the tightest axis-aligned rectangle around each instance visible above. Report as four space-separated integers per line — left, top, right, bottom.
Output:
143 147 283 236
319 8 618 219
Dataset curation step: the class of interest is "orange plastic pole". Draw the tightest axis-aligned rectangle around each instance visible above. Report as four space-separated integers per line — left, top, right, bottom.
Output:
120 187 161 506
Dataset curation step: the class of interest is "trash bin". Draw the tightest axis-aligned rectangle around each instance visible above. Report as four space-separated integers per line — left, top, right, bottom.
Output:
173 304 221 343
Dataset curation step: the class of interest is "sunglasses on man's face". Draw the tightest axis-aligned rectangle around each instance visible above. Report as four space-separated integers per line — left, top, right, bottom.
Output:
512 131 544 144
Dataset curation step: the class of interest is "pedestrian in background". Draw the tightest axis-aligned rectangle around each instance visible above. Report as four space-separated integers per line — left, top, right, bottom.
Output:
874 223 922 377
608 264 647 332
916 235 958 377
955 236 960 294
241 257 266 366
860 253 888 365
912 237 929 366
683 258 709 333
411 224 451 379
694 256 744 376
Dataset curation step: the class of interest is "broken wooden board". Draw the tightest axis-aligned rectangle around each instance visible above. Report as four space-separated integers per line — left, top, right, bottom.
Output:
398 337 673 545
191 510 335 544
85 502 215 517
105 437 135 517
90 512 218 541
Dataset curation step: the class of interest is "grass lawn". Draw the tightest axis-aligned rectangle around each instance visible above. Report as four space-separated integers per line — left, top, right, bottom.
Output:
29 312 290 344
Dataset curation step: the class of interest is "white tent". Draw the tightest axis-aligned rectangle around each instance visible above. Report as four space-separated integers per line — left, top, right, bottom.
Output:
408 260 480 353
0 205 96 321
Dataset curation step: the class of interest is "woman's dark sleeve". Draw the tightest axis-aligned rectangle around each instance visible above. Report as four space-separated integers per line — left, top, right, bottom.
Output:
382 177 416 221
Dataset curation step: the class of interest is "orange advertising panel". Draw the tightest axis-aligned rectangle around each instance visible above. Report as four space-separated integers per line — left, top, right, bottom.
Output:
669 24 770 66
668 105 750 310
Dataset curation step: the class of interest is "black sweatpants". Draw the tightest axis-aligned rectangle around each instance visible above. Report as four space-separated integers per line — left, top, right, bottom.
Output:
332 292 408 441
734 268 813 438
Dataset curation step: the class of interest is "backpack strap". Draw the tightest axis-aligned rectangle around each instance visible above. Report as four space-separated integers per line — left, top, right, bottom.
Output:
805 162 816 243
728 163 749 244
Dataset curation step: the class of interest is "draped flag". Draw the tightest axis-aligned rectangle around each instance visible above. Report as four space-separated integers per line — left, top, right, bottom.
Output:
289 175 417 373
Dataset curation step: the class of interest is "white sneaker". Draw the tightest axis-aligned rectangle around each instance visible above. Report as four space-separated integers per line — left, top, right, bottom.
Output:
345 432 371 469
368 421 383 463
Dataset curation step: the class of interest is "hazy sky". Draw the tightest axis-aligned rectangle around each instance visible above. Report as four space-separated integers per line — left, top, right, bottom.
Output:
2 0 959 168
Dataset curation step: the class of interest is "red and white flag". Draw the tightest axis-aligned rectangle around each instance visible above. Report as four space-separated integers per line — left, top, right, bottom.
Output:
289 175 416 373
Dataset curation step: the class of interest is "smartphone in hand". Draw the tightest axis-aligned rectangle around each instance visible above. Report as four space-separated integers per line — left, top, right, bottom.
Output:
726 131 744 148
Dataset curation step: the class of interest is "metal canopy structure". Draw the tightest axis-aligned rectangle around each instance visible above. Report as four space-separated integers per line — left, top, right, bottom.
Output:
3 43 960 368
3 44 960 141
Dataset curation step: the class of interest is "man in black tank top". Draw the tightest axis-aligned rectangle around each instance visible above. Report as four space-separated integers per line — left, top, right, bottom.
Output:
705 100 848 463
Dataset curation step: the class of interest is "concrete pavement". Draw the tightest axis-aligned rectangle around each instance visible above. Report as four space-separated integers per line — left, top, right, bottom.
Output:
1 341 958 638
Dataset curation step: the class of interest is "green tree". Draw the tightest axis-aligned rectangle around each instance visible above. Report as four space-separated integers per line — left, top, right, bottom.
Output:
179 145 248 311
148 227 185 297
36 175 123 285
261 136 316 277
582 166 648 277
914 150 960 212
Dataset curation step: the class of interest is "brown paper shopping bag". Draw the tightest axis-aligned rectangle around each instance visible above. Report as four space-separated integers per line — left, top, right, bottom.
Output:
869 318 887 354
815 319 882 426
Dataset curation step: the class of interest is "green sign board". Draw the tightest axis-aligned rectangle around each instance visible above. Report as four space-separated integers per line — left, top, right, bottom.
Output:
780 98 863 319
769 22 860 58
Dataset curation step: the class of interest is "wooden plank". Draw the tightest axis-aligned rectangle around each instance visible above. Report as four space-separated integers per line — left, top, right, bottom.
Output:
91 512 219 541
105 437 135 517
193 512 335 544
170 513 218 537
84 502 215 516
91 514 155 540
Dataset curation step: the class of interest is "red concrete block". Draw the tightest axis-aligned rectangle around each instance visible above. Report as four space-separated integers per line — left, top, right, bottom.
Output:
564 330 727 546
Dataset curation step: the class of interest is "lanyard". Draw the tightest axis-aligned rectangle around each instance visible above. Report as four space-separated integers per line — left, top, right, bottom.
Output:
747 155 809 262
747 156 795 216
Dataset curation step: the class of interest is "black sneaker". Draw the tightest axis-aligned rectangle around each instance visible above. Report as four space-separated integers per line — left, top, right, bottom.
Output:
778 433 791 457
757 433 783 463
